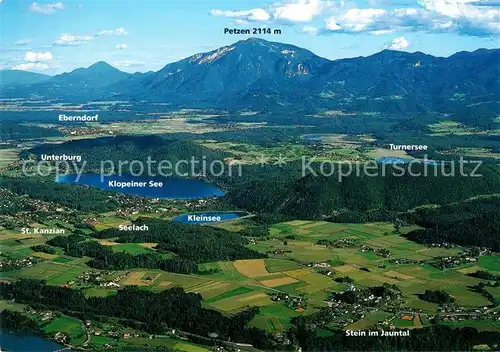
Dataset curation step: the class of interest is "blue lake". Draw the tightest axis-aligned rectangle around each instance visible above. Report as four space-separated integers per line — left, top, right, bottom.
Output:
376 157 410 164
56 174 225 199
172 211 249 224
302 134 323 142
0 330 68 352
376 157 439 165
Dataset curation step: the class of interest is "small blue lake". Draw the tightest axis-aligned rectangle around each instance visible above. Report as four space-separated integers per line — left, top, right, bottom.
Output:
56 174 225 199
0 330 68 352
172 211 249 224
302 134 323 142
376 157 439 165
376 157 410 164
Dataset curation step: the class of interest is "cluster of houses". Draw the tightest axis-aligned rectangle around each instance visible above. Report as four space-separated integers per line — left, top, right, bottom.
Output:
270 292 306 311
98 195 220 222
267 248 291 255
315 239 391 258
440 307 500 321
69 270 128 288
54 332 68 344
22 307 54 322
387 245 491 269
319 302 373 328
317 238 358 248
0 256 40 271
0 189 75 228
430 247 491 269
59 126 115 137
388 257 422 265
183 198 216 209
438 305 500 322
359 245 391 258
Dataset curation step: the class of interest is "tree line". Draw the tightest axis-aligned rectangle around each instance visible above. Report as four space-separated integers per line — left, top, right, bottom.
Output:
47 219 265 273
93 218 266 263
0 279 279 350
404 211 500 251
224 163 500 220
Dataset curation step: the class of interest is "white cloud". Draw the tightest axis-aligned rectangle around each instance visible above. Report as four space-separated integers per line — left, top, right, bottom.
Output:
12 62 50 71
53 34 92 46
12 50 53 71
211 0 331 23
322 1 499 36
15 39 31 46
370 29 395 35
210 8 270 21
96 27 129 36
325 17 342 31
24 51 53 62
112 60 144 68
418 0 500 35
234 19 249 25
339 8 387 32
53 28 128 48
29 2 63 14
210 0 498 37
302 25 320 35
388 36 410 50
273 0 330 23
115 43 128 50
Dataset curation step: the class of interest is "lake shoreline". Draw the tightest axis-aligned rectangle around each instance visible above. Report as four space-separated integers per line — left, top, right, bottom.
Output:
172 211 252 224
0 329 71 352
56 173 225 200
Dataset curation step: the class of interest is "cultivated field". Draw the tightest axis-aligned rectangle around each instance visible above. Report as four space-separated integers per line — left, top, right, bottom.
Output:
0 149 20 170
2 216 498 334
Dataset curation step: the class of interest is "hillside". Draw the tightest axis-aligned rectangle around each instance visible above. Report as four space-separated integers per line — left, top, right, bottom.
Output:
0 121 62 140
7 62 130 99
404 212 500 251
2 39 498 118
25 135 229 175
225 163 500 220
0 70 50 87
131 38 330 103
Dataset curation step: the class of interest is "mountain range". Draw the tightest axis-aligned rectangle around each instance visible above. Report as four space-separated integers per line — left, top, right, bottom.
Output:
1 38 499 116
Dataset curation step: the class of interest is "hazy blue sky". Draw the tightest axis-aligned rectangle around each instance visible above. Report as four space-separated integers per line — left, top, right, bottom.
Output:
1 0 498 74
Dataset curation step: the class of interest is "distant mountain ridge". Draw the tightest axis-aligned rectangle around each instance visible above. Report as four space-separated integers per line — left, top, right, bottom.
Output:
5 61 131 98
0 70 50 93
1 38 498 117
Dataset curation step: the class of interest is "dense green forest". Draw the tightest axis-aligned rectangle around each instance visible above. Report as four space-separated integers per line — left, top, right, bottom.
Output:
46 235 196 274
404 211 500 251
468 271 499 281
93 218 265 262
3 279 498 351
0 279 279 350
47 219 265 273
402 195 500 227
291 321 499 351
0 310 39 333
399 195 500 250
224 163 500 220
418 289 455 304
25 135 229 175
0 121 62 140
30 244 57 255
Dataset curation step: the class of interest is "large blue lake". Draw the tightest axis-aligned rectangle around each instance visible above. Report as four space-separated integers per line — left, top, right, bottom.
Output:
0 330 68 351
172 211 249 224
56 174 225 199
